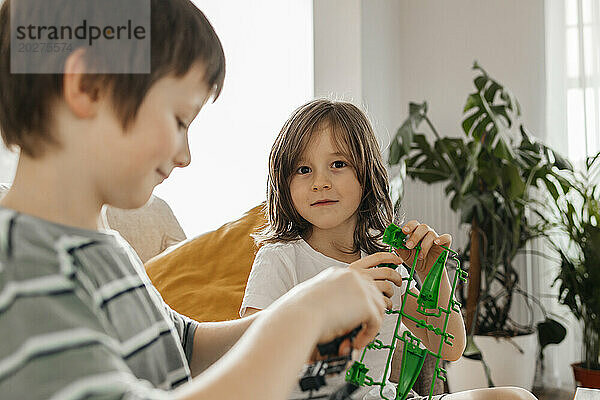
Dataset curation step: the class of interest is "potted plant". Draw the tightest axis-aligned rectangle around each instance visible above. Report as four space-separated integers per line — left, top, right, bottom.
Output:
388 62 569 390
542 153 600 388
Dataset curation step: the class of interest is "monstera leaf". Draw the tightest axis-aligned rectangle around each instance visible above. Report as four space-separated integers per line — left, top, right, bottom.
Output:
389 102 428 165
462 62 521 148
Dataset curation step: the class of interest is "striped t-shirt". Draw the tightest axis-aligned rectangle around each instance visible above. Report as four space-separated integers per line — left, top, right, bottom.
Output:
0 207 198 399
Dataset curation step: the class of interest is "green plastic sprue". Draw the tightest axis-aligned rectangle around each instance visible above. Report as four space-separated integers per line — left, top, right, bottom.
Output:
298 223 467 400
344 223 467 400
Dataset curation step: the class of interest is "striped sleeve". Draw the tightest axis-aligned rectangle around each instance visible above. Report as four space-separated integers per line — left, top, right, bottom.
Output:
148 284 199 365
167 309 198 365
111 233 199 369
0 272 171 400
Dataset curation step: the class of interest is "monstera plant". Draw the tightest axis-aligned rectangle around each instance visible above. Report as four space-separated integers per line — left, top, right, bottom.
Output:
388 63 569 362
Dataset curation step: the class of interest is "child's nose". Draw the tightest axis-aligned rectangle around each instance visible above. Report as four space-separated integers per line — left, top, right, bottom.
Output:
312 174 332 191
173 134 191 168
312 184 331 191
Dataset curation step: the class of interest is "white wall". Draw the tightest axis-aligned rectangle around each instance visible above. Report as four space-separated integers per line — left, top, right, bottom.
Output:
360 0 404 155
314 0 577 391
384 0 547 252
313 0 362 100
154 0 314 237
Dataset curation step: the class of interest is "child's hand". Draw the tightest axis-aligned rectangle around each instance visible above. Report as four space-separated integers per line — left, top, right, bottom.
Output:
396 220 452 276
349 252 405 310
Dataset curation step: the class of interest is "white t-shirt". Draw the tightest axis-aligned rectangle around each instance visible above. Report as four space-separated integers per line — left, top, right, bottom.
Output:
240 239 417 399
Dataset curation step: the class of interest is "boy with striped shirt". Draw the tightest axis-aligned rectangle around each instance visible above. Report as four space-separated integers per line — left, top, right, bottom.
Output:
0 0 402 399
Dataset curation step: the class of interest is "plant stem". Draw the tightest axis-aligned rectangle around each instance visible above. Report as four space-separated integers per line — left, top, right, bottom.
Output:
584 308 600 369
424 115 442 140
466 216 482 334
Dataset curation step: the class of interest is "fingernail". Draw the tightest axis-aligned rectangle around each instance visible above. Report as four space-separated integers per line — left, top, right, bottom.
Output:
402 226 410 232
434 239 440 245
406 241 413 248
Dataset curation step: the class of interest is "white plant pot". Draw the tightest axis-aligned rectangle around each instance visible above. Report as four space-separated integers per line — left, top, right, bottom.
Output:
445 332 537 392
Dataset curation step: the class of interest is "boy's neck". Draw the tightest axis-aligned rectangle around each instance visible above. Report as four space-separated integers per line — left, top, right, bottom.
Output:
304 217 360 264
1 154 103 231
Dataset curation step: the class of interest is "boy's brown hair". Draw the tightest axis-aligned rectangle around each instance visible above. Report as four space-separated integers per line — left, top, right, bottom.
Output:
0 0 225 158
256 99 394 255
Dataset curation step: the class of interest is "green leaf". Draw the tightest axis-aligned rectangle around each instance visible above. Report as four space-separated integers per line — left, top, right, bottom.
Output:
464 93 480 114
549 170 574 194
472 115 493 142
412 134 433 155
397 121 414 156
542 176 560 201
409 101 428 120
504 162 526 199
408 169 450 184
493 138 515 161
388 138 403 165
480 167 500 190
537 318 567 351
474 75 487 92
552 150 573 171
490 105 511 127
390 102 429 164
519 126 534 149
462 110 481 136
484 82 502 103
449 192 462 211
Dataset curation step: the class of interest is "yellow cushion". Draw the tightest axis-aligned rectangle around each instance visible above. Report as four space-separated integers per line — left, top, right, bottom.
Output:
145 204 266 322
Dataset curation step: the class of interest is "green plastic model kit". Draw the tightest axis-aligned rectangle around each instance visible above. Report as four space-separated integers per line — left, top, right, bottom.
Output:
345 223 468 400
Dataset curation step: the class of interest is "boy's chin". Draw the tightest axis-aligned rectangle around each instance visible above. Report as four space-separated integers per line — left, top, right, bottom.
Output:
106 190 153 210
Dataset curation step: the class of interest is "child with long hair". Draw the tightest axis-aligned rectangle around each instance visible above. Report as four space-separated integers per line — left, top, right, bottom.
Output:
240 99 539 400
241 98 466 399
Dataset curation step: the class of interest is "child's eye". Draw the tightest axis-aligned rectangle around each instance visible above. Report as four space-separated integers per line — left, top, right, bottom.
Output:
332 160 347 168
297 166 311 174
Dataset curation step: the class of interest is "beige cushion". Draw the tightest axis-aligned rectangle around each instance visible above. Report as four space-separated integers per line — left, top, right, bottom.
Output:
102 197 186 263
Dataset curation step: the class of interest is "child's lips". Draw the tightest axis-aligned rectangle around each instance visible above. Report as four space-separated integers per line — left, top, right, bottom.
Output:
311 200 338 206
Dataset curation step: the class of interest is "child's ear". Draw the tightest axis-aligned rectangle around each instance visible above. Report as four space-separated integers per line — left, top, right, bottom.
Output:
63 48 103 119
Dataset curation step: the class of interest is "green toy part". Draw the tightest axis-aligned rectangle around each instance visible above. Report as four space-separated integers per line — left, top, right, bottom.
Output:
417 250 449 313
345 361 371 386
382 223 408 249
396 331 428 400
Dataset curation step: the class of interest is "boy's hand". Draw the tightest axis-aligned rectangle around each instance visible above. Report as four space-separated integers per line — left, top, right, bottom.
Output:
289 252 402 351
349 252 405 310
396 220 452 276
